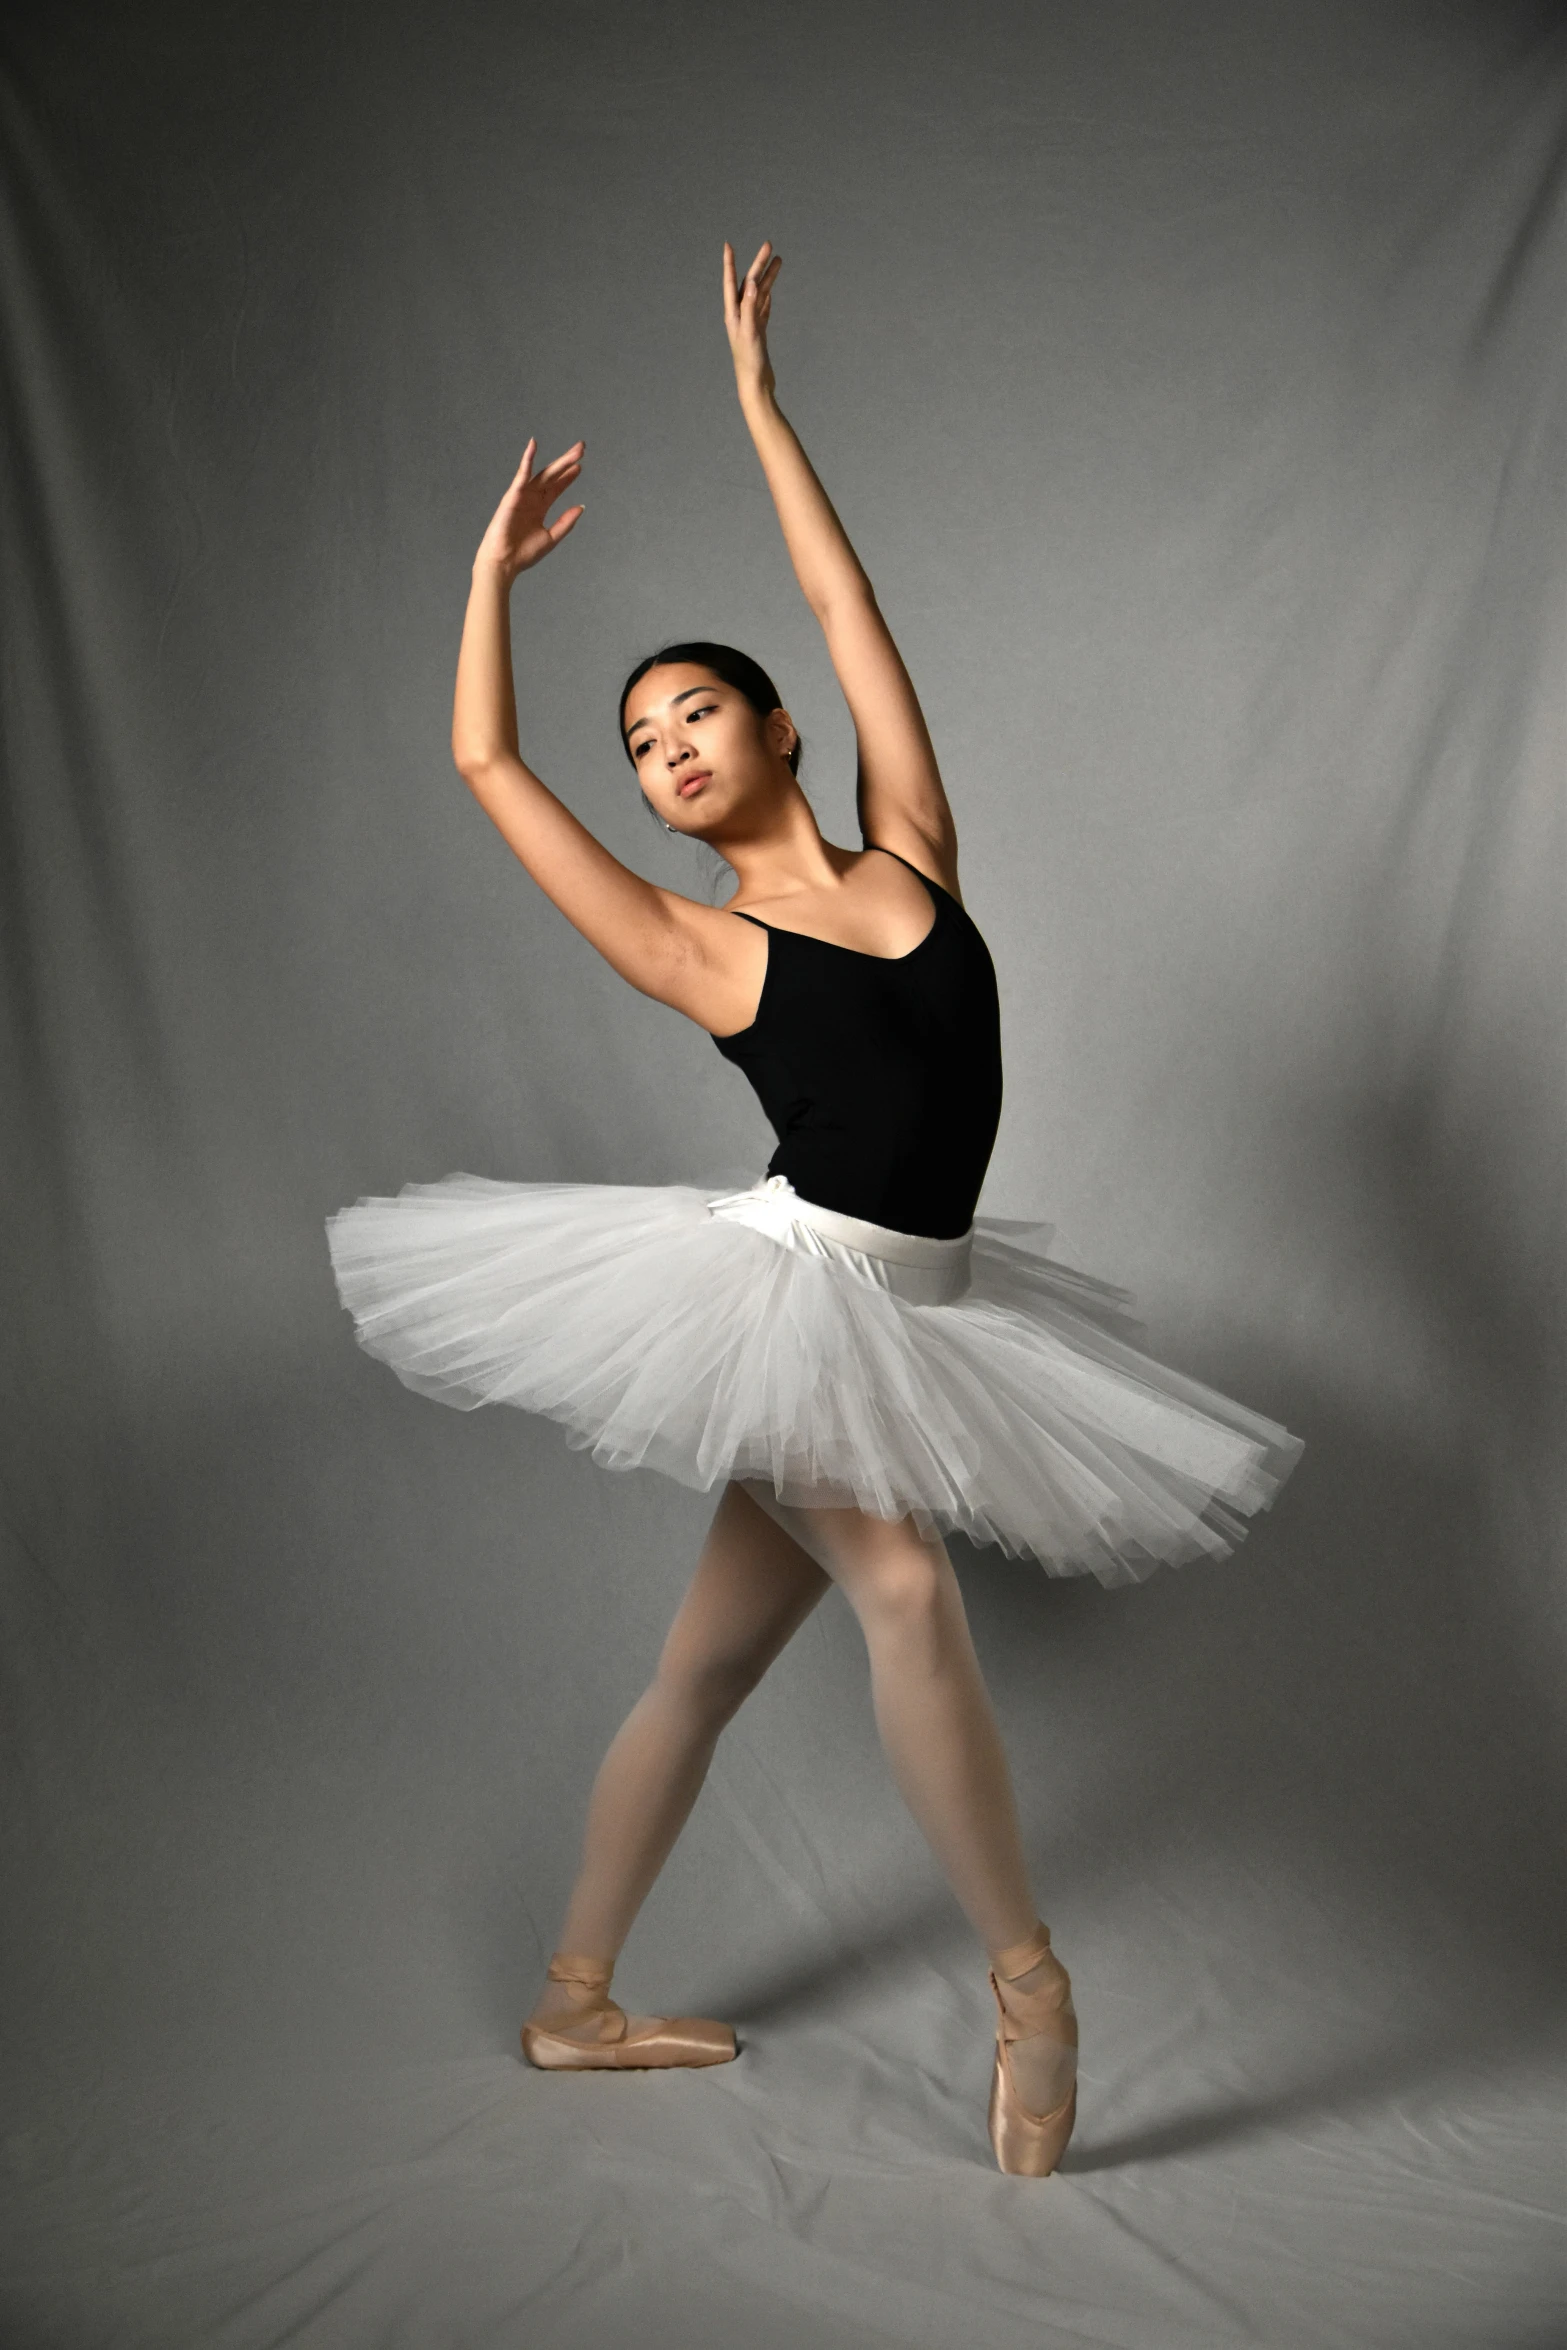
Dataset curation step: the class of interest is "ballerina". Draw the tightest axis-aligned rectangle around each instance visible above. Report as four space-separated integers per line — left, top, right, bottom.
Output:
326 240 1302 2175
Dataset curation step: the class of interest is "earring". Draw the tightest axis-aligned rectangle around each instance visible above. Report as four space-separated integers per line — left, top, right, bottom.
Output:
664 821 678 834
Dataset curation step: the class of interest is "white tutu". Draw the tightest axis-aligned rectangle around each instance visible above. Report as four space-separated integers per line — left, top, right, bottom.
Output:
324 1170 1303 1586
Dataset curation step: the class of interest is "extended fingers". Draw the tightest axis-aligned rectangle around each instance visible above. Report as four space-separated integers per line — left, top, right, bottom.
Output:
744 248 780 319
511 435 583 488
724 239 780 322
514 449 584 522
538 462 583 532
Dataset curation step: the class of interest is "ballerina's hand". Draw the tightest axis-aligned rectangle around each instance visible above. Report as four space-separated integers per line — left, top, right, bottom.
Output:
723 240 782 401
474 438 585 581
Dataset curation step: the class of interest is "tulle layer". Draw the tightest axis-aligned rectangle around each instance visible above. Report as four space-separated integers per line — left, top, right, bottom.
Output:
324 1173 1304 1586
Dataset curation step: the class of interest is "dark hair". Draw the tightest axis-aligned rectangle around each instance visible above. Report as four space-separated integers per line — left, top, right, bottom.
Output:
617 640 800 776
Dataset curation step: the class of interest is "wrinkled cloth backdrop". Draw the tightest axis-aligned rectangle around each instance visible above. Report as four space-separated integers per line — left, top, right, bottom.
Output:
2 3 1563 2346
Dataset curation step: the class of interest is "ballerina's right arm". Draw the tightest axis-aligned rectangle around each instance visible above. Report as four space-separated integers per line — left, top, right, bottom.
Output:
451 439 734 1021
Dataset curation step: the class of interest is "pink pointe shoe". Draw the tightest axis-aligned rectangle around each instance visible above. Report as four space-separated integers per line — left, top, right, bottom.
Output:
987 1922 1078 2176
520 1952 738 2071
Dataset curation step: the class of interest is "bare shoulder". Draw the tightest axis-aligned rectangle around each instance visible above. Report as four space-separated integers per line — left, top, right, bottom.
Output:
648 885 769 1037
861 814 963 906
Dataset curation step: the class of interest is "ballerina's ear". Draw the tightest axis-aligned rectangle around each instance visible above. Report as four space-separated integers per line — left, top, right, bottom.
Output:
767 707 799 764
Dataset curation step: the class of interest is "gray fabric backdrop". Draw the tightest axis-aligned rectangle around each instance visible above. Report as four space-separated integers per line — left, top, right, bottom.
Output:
2 2 1563 2344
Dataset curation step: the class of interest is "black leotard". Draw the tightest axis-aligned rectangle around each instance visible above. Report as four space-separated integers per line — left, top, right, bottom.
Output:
711 845 1004 1241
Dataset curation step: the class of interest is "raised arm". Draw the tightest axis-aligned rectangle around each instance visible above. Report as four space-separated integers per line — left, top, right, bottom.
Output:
451 440 724 1011
722 241 959 892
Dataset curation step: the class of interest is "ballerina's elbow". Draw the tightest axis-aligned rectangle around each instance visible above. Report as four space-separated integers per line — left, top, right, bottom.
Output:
453 742 510 792
812 572 879 628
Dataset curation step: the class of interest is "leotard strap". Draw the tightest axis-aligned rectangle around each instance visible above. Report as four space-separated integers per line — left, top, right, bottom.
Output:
728 844 947 934
862 841 955 902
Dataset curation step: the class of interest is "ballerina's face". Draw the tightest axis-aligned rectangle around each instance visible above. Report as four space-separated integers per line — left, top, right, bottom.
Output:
623 664 797 836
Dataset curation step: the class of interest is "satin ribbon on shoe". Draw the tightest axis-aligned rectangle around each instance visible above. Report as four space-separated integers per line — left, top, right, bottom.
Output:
987 1923 1079 2176
520 1953 737 2072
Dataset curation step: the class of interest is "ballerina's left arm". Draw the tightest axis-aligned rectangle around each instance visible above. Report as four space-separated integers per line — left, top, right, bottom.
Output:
723 241 961 901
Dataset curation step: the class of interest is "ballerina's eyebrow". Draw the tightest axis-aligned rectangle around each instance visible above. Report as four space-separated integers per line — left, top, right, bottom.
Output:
625 686 720 738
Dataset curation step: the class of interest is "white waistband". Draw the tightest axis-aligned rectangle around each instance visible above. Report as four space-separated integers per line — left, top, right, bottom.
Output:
706 1175 972 1302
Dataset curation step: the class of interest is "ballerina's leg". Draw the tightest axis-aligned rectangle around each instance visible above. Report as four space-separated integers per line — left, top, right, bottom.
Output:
788 1498 1076 2119
527 1482 830 2035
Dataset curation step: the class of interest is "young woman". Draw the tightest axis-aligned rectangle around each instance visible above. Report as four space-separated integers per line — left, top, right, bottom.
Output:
326 242 1302 2177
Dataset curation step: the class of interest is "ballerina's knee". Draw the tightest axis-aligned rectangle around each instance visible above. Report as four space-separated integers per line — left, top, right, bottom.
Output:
833 1538 956 1663
652 1641 773 1733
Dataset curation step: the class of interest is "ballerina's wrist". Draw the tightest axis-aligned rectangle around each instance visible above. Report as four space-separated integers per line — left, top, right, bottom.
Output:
736 374 780 421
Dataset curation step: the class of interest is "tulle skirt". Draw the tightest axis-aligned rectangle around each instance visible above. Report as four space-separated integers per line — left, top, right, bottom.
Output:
323 1167 1302 1586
